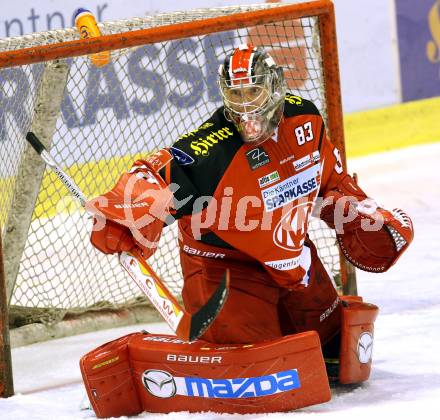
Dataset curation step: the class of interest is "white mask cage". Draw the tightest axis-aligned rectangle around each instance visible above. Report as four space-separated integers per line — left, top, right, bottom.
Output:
218 65 286 144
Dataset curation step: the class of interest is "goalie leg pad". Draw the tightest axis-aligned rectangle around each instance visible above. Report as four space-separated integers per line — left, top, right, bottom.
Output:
338 298 379 384
79 333 143 419
80 331 331 417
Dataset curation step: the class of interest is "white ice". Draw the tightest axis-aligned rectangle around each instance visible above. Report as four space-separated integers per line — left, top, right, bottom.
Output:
1 142 439 419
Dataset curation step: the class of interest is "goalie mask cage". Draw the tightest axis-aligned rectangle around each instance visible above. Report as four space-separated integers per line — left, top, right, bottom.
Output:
0 0 355 396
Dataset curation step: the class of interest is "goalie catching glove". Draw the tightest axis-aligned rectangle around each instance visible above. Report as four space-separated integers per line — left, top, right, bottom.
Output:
320 174 414 273
85 160 173 259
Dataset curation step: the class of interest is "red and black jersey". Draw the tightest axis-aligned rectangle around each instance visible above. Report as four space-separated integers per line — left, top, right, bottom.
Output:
156 94 352 287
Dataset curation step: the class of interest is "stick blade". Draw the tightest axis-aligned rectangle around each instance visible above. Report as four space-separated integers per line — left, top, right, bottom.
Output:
188 269 230 342
26 131 45 155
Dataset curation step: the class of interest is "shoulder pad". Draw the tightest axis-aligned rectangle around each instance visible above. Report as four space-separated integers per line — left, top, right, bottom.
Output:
283 93 321 118
171 108 238 163
176 108 226 142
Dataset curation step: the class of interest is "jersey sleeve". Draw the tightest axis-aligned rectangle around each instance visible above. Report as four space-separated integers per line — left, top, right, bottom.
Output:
318 127 349 196
317 125 366 200
314 115 369 235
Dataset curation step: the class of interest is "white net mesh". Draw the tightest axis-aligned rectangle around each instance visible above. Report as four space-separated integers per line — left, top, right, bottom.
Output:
0 3 341 329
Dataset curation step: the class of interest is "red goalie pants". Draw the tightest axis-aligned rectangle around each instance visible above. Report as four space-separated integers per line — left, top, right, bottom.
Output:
180 235 341 346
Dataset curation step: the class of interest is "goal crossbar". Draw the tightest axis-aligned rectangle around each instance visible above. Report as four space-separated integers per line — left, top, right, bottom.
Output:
0 1 332 68
0 1 348 221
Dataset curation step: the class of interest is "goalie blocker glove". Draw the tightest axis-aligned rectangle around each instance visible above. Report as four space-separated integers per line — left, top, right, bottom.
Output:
320 174 414 273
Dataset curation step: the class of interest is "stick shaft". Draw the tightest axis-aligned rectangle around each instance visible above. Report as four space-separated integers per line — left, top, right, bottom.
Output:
25 131 188 335
26 133 87 206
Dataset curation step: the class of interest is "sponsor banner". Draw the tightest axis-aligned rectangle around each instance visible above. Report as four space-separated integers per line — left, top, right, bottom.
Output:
265 256 300 271
2 0 403 114
293 151 320 172
1 0 263 38
182 244 225 259
170 147 195 165
142 368 301 399
0 30 233 173
143 336 187 344
119 253 183 330
246 146 270 171
396 0 440 101
258 170 280 188
261 164 320 212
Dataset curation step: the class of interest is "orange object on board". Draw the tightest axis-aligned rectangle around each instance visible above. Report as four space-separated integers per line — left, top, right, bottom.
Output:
74 8 110 67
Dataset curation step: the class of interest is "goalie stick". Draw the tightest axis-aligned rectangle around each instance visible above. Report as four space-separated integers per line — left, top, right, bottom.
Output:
25 131 229 342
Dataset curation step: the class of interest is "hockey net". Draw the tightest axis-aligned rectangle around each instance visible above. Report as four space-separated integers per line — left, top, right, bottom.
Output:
0 0 353 360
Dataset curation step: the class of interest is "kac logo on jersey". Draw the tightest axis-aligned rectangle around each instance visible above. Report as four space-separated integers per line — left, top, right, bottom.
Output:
170 147 195 166
273 201 314 252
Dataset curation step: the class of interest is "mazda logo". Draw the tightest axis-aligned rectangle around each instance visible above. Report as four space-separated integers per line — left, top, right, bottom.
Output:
142 369 177 398
357 332 374 364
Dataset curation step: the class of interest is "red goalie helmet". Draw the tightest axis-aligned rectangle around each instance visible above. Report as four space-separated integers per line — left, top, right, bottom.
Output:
218 44 286 145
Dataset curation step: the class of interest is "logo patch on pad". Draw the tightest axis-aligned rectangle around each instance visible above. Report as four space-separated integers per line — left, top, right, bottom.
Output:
142 368 301 399
357 332 374 364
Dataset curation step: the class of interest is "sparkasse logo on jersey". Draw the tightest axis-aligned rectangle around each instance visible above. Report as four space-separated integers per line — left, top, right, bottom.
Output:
261 164 320 212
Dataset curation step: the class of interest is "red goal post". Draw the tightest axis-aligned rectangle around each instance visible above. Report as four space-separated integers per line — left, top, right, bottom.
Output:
0 0 355 397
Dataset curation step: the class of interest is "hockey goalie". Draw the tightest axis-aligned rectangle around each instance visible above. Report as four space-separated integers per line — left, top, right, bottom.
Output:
80 45 414 417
